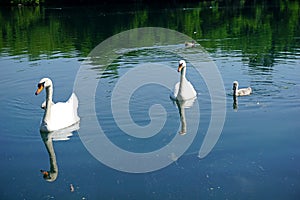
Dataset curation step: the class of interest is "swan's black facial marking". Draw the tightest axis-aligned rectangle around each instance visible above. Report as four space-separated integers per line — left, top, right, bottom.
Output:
178 63 184 72
35 82 45 95
38 82 45 89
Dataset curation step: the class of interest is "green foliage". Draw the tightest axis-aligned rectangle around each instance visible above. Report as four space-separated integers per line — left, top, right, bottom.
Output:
3 0 44 6
0 0 299 65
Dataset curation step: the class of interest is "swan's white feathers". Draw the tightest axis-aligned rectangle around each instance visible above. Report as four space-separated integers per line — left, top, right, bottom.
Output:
233 81 252 96
171 82 180 100
175 78 197 101
171 60 197 101
236 87 252 96
36 78 80 132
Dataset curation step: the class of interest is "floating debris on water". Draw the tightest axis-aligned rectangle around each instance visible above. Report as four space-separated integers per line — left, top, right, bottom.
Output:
70 184 75 192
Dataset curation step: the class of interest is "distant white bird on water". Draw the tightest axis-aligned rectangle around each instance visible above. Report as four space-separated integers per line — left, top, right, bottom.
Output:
185 40 196 48
232 81 252 96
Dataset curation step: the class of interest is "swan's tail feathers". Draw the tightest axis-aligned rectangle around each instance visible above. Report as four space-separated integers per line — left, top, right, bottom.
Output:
68 93 80 122
68 93 79 109
248 87 252 94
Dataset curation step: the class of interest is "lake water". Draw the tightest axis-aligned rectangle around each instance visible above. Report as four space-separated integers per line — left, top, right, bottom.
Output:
1 1 300 199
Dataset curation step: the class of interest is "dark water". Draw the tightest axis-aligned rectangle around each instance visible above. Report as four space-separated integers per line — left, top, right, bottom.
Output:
1 1 300 199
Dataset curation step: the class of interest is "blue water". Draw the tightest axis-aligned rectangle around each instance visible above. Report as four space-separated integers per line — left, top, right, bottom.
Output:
1 5 300 200
1 42 300 199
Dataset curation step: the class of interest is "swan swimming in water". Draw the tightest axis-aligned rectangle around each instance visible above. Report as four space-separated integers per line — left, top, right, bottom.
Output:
185 40 196 48
35 78 80 132
233 81 252 96
171 60 197 101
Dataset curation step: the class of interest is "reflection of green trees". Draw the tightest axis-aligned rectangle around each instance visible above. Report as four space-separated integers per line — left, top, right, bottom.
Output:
197 1 300 67
0 7 76 60
0 0 299 65
1 0 44 6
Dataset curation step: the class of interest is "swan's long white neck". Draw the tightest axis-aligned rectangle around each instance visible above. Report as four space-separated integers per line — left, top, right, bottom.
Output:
234 89 239 96
233 88 237 96
233 83 239 96
179 66 186 92
46 86 53 105
43 85 53 123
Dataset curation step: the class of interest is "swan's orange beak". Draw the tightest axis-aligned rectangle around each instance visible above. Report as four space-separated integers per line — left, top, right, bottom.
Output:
41 170 49 178
35 83 44 95
178 63 183 72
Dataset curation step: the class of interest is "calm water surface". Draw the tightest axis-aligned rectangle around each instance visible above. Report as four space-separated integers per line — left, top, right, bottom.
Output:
0 2 300 199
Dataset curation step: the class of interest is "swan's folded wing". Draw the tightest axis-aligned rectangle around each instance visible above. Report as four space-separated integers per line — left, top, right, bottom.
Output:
67 93 80 122
186 80 197 96
238 87 252 96
171 82 180 99
179 79 197 100
48 95 80 130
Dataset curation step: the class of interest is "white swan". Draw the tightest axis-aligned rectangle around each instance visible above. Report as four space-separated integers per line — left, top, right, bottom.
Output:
185 40 196 48
35 78 80 132
171 60 197 101
233 81 252 96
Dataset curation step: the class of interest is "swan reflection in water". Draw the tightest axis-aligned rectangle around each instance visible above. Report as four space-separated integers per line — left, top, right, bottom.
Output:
174 97 196 135
40 123 79 182
232 81 252 111
233 95 238 111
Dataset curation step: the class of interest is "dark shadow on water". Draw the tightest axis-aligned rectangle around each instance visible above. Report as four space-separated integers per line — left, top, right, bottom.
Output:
233 95 238 111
